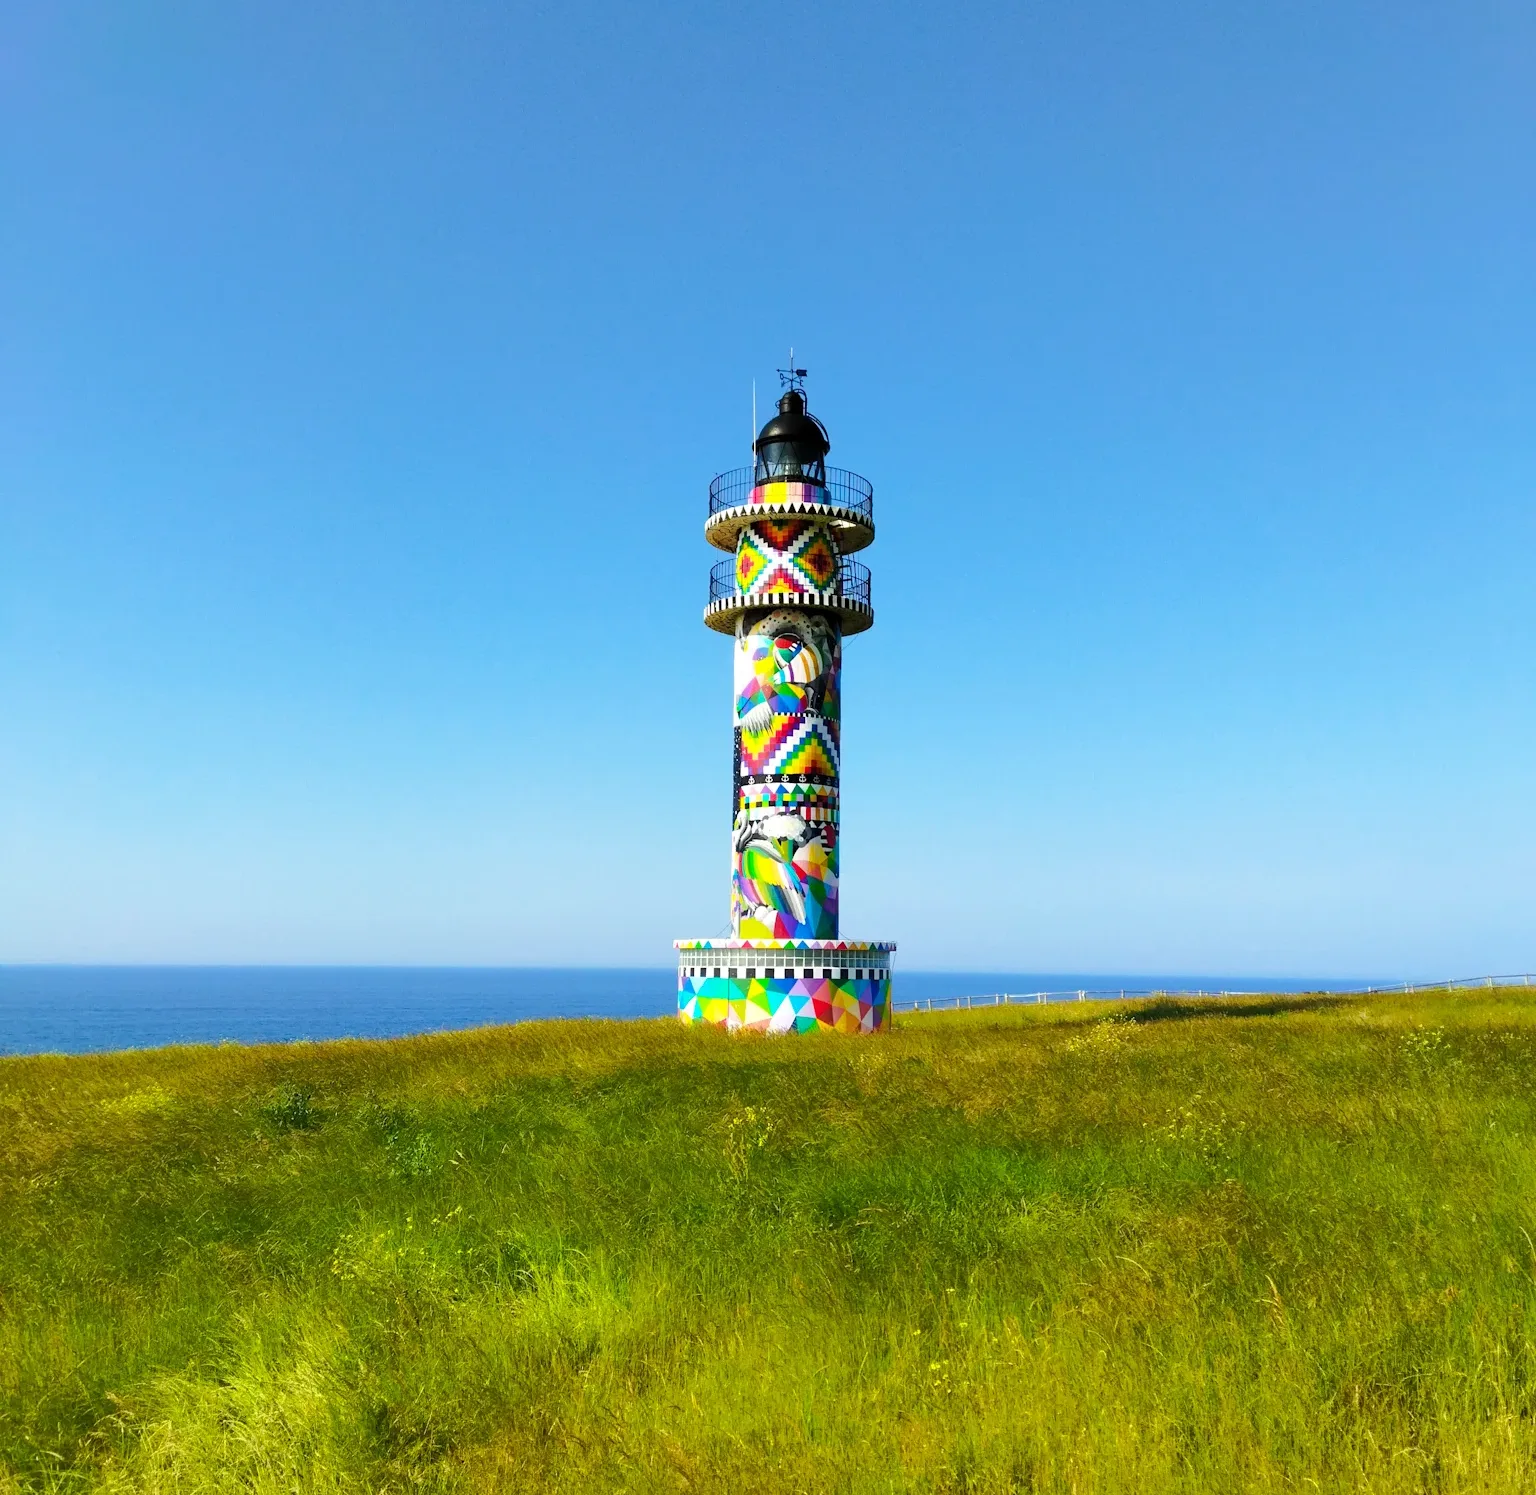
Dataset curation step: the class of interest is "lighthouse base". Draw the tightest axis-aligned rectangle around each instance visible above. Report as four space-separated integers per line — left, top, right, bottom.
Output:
673 939 895 1034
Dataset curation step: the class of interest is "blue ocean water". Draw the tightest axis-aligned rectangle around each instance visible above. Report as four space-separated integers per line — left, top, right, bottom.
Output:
0 966 1368 1057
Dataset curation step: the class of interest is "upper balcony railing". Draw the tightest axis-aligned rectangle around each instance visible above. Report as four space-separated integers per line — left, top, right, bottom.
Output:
708 466 874 523
709 556 872 606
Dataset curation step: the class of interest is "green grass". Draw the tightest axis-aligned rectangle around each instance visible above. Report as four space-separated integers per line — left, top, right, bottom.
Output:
3 989 1536 1493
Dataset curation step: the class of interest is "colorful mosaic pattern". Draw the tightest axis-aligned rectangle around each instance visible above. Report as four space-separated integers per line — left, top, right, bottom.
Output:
739 715 839 777
675 938 891 954
738 780 838 818
734 518 840 600
678 973 890 1033
732 609 842 941
749 480 825 510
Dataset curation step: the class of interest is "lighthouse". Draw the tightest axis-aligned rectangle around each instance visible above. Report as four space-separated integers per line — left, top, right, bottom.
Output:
675 370 894 1033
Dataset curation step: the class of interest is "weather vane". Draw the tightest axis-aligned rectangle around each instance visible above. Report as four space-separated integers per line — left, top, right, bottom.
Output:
777 348 808 392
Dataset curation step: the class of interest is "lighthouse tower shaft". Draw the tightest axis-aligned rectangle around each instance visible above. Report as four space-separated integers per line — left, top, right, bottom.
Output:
675 384 894 1034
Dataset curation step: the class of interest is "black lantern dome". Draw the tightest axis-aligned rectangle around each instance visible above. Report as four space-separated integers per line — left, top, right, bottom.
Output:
754 389 829 485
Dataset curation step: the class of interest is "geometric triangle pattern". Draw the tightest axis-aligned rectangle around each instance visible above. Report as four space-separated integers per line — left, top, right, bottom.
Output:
755 563 803 593
677 973 890 1034
740 714 840 777
737 780 838 816
734 518 842 599
738 713 803 772
774 724 838 777
755 518 810 550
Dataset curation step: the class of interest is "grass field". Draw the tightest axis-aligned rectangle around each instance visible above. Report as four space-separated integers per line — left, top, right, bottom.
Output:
3 988 1535 1493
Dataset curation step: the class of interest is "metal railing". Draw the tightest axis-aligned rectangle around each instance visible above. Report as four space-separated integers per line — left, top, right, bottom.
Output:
708 466 874 522
824 469 875 519
894 973 1536 1015
709 556 871 605
838 558 871 606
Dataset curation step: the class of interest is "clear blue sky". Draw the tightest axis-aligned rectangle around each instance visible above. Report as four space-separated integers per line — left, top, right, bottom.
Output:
2 2 1532 976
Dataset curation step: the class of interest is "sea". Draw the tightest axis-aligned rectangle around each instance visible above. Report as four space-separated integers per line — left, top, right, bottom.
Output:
0 966 1369 1057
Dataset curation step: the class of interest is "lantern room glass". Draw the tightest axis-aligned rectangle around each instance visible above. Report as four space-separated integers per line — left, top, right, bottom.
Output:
754 443 826 485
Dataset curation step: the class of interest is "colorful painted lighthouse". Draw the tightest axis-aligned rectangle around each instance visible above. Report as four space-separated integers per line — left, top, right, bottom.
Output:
675 371 894 1033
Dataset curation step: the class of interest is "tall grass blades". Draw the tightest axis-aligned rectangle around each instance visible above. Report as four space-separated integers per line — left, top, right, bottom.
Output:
1 990 1534 1491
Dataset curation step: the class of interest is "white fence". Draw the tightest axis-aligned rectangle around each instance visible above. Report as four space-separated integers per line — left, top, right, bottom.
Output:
893 973 1536 1016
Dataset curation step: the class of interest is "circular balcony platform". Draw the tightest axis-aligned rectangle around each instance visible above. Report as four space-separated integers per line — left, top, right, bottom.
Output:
704 557 873 635
704 590 873 635
704 468 875 554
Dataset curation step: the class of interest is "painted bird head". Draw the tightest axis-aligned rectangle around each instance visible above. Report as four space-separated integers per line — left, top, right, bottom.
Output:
735 610 836 731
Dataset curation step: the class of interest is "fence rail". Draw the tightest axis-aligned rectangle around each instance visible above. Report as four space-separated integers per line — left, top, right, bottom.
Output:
709 556 871 605
707 466 874 521
894 973 1536 1015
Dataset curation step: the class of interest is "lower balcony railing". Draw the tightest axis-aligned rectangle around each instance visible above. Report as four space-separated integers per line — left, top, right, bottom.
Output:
709 557 871 606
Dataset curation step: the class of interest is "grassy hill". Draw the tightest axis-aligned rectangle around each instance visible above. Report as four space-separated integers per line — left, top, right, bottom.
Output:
2 989 1535 1493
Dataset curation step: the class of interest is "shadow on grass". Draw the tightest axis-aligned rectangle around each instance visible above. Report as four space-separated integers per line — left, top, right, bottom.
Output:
1120 994 1355 1025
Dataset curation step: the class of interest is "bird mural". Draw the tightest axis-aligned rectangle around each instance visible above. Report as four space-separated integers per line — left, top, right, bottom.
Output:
732 813 837 938
731 610 840 939
735 625 829 733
